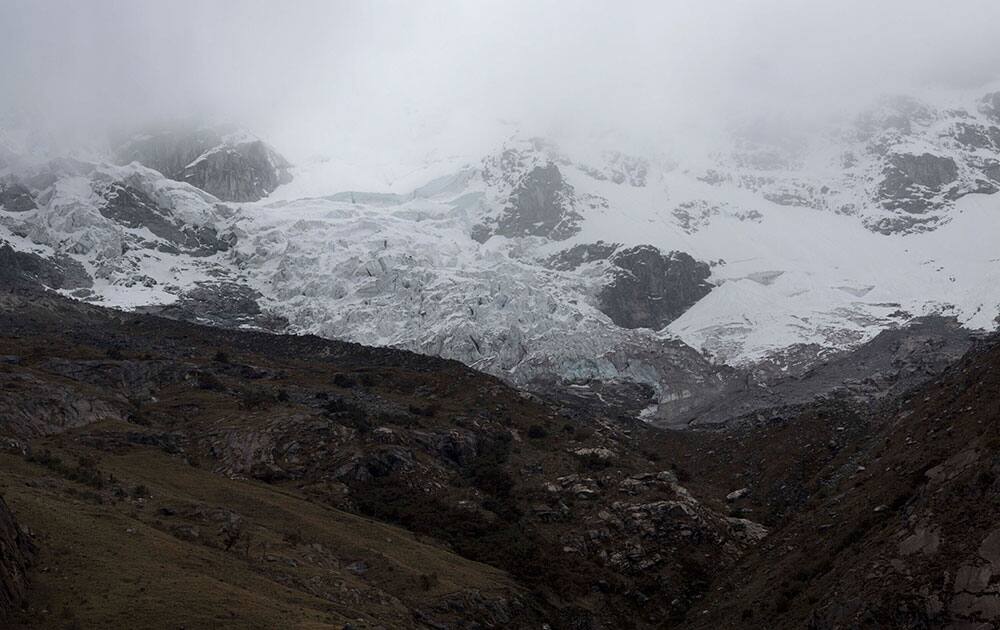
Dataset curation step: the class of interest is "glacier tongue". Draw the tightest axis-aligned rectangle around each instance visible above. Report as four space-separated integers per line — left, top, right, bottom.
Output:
232 191 735 426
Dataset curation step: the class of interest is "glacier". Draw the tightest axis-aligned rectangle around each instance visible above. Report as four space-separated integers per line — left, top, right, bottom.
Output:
2 90 1000 426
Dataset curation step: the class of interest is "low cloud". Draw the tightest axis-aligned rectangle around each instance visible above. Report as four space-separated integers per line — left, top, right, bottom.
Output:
3 0 1000 161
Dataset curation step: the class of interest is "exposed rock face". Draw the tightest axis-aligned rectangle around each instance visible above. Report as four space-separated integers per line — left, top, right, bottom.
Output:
543 242 714 331
97 183 229 256
879 153 959 213
952 122 1000 150
481 163 582 241
983 159 1000 181
181 140 291 203
869 152 965 233
599 246 713 330
0 181 36 212
686 316 978 428
0 242 92 291
136 282 287 331
0 159 234 299
115 128 222 181
687 333 1000 630
542 240 619 271
0 496 33 620
116 128 291 202
0 368 126 440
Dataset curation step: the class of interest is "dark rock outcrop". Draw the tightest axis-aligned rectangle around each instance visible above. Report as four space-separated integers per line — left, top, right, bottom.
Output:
952 122 1000 150
0 368 126 439
686 333 1000 629
543 241 714 331
0 496 33 620
115 127 291 202
687 315 979 428
878 153 959 214
98 183 229 256
181 141 291 203
115 127 222 182
542 240 619 271
0 243 92 291
477 163 581 241
984 159 1000 182
0 180 37 212
598 246 713 330
136 282 287 331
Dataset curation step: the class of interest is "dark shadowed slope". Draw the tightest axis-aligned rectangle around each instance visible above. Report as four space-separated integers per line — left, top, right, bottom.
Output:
1 284 996 628
0 288 765 629
684 333 1000 628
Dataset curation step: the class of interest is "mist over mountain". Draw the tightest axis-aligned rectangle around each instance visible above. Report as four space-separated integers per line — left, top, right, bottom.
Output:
5 0 1000 164
3 2 1000 628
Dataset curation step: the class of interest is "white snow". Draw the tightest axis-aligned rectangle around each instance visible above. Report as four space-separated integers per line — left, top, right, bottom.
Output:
2 88 1000 399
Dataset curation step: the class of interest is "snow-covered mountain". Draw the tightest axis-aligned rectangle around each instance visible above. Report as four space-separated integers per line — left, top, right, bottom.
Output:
2 90 1000 425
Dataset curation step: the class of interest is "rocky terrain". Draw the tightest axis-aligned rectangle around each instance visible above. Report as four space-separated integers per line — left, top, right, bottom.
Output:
114 125 292 202
685 327 1000 629
1 267 998 628
0 287 765 628
682 315 983 428
0 495 34 621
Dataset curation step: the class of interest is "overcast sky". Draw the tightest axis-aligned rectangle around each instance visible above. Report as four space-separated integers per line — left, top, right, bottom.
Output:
3 0 1000 162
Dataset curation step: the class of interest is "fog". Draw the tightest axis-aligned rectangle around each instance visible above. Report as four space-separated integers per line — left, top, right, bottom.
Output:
4 0 1000 163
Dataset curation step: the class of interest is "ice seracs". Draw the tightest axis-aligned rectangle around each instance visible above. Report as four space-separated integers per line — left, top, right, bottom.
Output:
1 90 1000 427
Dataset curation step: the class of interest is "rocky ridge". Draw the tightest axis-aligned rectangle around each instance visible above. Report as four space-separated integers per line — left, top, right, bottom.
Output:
114 125 292 202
